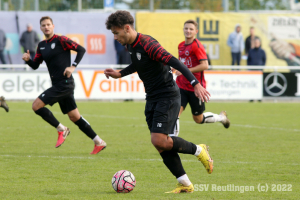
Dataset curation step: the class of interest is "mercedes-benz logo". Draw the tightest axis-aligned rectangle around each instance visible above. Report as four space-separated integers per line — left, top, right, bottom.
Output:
264 72 287 96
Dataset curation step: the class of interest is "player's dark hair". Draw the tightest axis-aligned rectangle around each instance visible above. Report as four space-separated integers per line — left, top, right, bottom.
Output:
40 16 53 25
106 10 134 30
184 19 198 29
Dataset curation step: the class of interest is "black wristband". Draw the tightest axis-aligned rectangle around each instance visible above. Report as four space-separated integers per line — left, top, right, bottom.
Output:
72 62 77 67
191 79 199 87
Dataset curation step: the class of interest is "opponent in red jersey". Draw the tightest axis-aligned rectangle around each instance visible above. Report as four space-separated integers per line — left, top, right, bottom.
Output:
170 20 230 137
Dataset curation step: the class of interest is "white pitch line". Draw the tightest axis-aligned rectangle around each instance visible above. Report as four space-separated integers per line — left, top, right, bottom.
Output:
16 109 300 132
1 154 299 166
17 109 142 120
230 124 300 132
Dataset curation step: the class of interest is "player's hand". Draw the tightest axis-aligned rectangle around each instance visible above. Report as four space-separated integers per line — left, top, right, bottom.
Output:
194 83 210 103
22 50 31 62
175 70 182 76
269 39 295 60
63 66 76 78
104 68 121 79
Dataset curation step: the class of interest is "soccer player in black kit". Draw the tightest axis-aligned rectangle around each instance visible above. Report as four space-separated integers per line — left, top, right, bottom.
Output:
22 16 106 154
104 11 213 193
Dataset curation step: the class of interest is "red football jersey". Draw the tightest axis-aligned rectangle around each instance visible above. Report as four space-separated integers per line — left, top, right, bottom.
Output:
176 39 207 91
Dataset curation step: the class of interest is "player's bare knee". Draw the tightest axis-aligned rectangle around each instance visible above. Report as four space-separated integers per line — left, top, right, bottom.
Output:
32 101 41 112
193 115 203 124
151 137 160 148
69 114 80 122
32 103 36 111
194 118 202 124
151 137 164 149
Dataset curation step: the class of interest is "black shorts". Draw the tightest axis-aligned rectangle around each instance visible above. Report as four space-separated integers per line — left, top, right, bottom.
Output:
38 79 77 114
145 97 180 135
180 88 205 116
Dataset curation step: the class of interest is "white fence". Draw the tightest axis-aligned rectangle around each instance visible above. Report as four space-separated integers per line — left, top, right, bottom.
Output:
1 65 300 71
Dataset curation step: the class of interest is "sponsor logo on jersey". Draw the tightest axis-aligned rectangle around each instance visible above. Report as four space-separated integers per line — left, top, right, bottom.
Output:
40 47 45 50
185 50 189 56
136 52 141 60
180 57 186 63
51 43 55 49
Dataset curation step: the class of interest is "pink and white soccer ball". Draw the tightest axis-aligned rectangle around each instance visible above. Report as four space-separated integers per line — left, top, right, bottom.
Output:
112 170 136 193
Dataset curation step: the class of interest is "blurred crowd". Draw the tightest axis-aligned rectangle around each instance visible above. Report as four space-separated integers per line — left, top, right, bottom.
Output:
0 23 39 65
227 24 300 68
227 25 266 68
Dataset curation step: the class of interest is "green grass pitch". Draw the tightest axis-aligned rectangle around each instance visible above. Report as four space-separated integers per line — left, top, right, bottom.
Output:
0 101 299 199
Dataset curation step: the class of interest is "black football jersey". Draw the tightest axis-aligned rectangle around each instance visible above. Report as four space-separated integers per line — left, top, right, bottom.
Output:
123 33 179 101
34 34 79 84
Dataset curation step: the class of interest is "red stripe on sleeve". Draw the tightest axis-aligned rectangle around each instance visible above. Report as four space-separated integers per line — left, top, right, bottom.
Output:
33 46 43 64
58 35 79 51
140 34 173 64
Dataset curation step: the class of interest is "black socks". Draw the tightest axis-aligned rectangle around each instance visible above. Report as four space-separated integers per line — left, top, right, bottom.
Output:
159 137 198 179
74 116 97 139
171 136 197 155
35 107 59 128
160 151 186 178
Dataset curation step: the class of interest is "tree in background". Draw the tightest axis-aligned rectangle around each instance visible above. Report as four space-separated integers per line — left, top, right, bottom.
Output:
229 0 289 10
1 0 291 11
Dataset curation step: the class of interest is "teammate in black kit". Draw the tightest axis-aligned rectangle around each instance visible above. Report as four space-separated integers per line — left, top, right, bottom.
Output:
22 16 106 154
104 11 213 193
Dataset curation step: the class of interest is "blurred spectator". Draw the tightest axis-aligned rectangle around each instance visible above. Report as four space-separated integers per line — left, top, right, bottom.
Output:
245 27 260 55
247 38 266 66
114 40 131 65
0 28 7 64
20 24 40 60
227 24 244 66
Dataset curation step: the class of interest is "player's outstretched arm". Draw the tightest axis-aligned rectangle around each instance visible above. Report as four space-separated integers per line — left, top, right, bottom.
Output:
167 56 210 102
105 63 137 79
176 60 208 76
22 49 41 70
104 68 122 79
193 83 210 103
118 63 137 77
22 50 30 62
